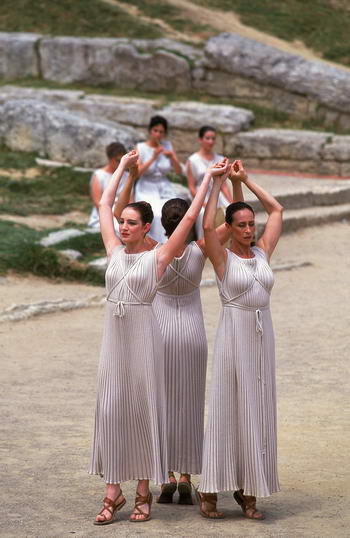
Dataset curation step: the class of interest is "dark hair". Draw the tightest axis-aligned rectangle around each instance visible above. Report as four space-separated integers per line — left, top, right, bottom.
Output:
106 142 126 160
125 202 154 225
198 125 216 138
225 202 255 225
161 198 189 237
148 115 168 134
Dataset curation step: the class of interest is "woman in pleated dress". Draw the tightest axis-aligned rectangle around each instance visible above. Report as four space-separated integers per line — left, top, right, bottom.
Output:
197 161 283 520
89 150 229 525
114 160 244 504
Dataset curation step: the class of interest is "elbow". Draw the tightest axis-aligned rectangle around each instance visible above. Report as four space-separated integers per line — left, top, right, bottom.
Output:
276 203 284 214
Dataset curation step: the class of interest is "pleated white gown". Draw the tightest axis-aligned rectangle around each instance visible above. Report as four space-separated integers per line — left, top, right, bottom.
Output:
89 246 168 485
199 247 280 497
153 241 207 474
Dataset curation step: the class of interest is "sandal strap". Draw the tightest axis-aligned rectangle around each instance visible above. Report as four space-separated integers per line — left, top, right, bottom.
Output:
133 491 152 517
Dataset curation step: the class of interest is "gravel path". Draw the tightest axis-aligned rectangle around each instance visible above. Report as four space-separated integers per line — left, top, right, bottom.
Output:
0 222 349 537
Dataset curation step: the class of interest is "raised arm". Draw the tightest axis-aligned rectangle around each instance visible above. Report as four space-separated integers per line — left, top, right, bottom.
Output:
203 171 230 280
198 163 246 253
156 159 229 280
186 160 197 198
231 160 284 260
99 150 139 256
113 163 138 221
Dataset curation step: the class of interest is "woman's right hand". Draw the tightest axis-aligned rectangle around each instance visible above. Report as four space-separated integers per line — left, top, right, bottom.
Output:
153 145 164 159
120 150 139 168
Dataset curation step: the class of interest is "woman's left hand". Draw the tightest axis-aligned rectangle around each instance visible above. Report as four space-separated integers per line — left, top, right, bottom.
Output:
162 149 174 159
229 160 248 183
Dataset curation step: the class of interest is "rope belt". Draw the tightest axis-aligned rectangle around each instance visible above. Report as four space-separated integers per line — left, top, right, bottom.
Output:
107 299 152 318
222 302 268 334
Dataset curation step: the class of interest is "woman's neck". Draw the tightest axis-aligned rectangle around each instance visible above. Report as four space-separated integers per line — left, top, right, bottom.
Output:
198 148 214 160
147 139 161 148
124 239 148 254
230 241 254 258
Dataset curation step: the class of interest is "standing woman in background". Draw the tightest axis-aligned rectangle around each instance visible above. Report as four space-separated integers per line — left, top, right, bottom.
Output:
197 161 283 520
186 126 233 239
90 151 229 525
135 115 182 244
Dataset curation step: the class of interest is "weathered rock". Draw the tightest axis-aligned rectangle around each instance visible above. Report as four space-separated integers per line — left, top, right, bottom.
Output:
203 33 350 113
0 85 84 104
160 101 254 133
1 99 142 167
88 257 108 271
58 249 83 261
225 129 332 160
0 32 40 79
39 37 192 91
40 229 86 247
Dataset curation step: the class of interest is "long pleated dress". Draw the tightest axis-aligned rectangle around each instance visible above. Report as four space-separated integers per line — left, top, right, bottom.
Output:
89 246 168 485
152 241 207 475
199 246 280 497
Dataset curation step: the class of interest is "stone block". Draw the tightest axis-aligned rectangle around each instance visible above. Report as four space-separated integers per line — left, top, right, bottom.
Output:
0 32 40 79
39 37 191 91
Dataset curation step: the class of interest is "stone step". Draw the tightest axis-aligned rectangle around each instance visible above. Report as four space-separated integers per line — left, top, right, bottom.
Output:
256 203 350 234
245 172 350 212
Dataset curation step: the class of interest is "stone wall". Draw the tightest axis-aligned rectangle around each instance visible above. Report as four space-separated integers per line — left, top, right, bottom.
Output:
1 32 350 129
1 86 350 176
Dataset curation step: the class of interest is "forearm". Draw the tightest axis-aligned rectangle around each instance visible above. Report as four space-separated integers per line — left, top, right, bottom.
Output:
231 178 244 203
186 171 212 220
245 178 283 214
138 156 155 177
113 175 134 219
203 181 221 231
99 163 127 208
221 182 233 203
170 154 182 175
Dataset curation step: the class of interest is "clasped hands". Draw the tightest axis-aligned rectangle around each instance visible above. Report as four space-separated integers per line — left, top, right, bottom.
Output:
210 158 248 184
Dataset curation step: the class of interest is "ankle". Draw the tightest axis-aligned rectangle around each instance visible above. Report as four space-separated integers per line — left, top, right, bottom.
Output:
105 483 121 499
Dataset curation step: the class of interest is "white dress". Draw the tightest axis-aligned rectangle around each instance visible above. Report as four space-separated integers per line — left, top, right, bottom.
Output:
89 246 168 485
135 141 176 243
152 242 207 474
186 152 230 239
88 168 127 229
199 247 280 497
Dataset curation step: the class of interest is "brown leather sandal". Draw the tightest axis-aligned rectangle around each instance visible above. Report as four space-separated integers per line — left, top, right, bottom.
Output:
157 472 177 504
178 473 193 505
129 490 153 522
195 489 225 519
233 489 265 520
93 491 126 525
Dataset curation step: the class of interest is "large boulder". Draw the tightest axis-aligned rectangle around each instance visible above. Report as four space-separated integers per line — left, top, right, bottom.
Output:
0 32 40 79
160 101 254 134
0 99 143 167
39 37 192 91
202 33 350 113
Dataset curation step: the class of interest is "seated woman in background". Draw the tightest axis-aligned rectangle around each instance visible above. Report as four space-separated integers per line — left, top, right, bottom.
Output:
135 115 182 244
186 125 233 239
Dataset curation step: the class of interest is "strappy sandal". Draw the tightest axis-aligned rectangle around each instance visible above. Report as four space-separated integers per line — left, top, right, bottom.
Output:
195 489 225 519
178 473 194 505
129 490 153 522
233 489 265 520
157 472 177 503
93 491 126 525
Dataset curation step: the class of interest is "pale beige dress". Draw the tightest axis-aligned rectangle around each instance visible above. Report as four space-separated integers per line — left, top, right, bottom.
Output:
152 242 207 474
89 246 168 485
199 247 280 497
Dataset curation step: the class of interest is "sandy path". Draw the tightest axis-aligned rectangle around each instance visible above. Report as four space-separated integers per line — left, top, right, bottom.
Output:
0 221 349 537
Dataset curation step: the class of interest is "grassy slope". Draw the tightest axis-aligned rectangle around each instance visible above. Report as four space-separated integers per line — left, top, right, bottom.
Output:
191 0 350 66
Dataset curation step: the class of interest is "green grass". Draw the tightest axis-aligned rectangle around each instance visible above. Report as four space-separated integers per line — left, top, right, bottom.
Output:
191 0 350 67
0 219 104 284
0 0 162 39
0 147 92 216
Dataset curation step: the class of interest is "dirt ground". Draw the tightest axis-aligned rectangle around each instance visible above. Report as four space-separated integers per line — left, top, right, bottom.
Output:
0 221 349 537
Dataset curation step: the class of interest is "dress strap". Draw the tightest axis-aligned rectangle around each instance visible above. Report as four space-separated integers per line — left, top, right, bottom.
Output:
106 251 148 305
